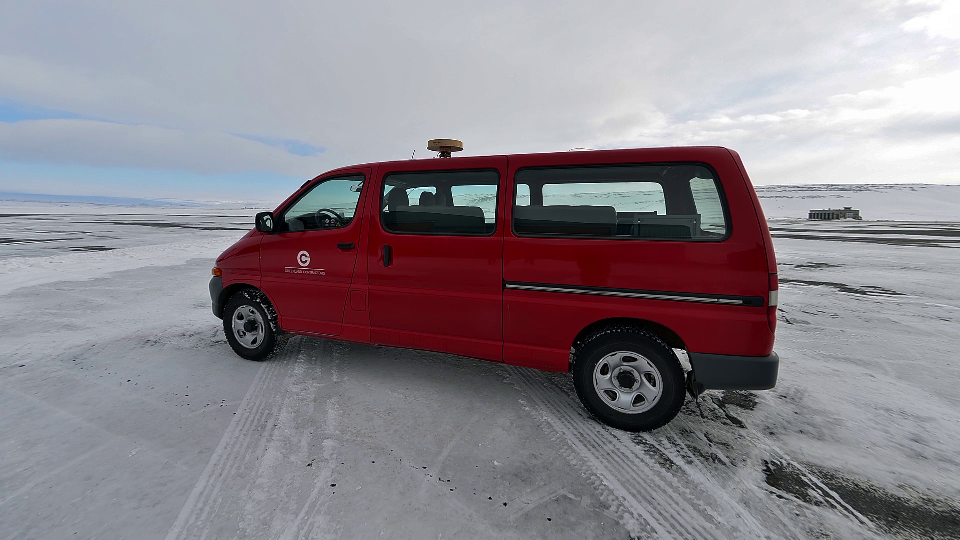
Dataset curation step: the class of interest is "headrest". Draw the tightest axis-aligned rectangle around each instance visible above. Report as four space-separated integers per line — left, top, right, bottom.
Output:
393 205 485 219
386 187 409 210
514 205 617 224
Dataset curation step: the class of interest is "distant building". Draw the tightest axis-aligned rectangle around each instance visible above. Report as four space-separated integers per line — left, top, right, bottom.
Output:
808 207 861 220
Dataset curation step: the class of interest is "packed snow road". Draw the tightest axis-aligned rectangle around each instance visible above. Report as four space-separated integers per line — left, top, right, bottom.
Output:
2 204 959 539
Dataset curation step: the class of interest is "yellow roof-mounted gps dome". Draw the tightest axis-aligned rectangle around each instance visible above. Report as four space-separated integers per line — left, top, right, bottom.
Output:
427 138 463 158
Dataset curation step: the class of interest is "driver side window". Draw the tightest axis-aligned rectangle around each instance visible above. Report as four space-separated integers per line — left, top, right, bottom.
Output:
280 174 364 232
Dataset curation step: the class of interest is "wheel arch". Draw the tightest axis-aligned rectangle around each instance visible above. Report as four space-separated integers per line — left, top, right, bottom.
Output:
571 317 687 365
218 284 282 333
217 282 253 318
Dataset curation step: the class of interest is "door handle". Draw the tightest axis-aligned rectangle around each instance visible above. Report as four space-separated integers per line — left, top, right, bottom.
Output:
337 242 355 251
381 244 392 267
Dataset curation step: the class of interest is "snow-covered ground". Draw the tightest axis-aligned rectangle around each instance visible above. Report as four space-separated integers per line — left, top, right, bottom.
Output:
755 183 960 221
2 191 959 540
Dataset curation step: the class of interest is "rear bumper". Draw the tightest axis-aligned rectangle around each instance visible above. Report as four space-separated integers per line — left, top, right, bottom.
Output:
688 351 779 390
209 276 223 319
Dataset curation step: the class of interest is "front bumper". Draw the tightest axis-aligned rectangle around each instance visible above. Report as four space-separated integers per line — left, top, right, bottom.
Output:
688 351 779 390
209 276 223 319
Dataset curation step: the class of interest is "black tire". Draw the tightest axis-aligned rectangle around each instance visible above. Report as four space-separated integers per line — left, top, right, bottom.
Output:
222 289 277 361
572 326 685 432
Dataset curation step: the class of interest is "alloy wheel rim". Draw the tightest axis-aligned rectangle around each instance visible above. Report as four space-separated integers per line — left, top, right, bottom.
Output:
592 350 663 414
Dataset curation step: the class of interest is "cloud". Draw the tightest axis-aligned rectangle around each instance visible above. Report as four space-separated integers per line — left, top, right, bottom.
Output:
902 0 960 40
0 0 959 194
597 69 960 184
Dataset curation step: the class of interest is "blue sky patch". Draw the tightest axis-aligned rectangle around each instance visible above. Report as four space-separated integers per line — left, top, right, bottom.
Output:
0 159 308 204
0 100 84 123
236 134 325 157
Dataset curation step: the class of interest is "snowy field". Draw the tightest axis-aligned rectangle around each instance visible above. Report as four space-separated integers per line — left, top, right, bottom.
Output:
2 186 960 540
755 183 960 221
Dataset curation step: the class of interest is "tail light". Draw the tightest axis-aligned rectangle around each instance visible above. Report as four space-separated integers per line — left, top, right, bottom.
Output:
767 273 778 333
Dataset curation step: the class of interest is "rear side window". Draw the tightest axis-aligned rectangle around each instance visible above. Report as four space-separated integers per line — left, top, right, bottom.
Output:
689 176 726 234
512 164 728 240
381 169 500 236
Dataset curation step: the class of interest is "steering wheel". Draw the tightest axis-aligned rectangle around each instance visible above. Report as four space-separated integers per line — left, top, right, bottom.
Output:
314 208 346 228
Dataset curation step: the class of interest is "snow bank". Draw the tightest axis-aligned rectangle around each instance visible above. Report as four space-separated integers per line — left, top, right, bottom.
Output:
755 183 960 221
0 236 237 296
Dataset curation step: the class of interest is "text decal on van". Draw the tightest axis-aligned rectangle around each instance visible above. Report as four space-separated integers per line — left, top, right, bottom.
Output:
285 267 325 275
285 250 326 275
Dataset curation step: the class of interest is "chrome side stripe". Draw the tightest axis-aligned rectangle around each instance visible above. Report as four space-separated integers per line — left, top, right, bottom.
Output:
503 281 764 307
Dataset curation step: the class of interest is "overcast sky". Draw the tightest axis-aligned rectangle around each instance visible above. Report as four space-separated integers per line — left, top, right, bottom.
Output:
1 0 958 202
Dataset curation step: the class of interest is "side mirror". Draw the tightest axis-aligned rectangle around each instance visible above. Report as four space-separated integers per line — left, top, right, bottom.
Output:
255 212 276 233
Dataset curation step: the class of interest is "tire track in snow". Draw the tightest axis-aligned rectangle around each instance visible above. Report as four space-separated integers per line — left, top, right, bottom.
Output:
681 392 879 537
165 338 342 540
502 482 574 522
656 427 808 540
682 428 811 540
629 427 777 535
283 432 340 540
164 352 282 540
506 366 782 540
235 340 341 540
702 408 878 534
189 356 288 539
508 367 710 539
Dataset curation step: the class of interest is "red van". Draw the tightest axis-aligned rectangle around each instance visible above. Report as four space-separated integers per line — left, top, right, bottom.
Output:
210 146 779 431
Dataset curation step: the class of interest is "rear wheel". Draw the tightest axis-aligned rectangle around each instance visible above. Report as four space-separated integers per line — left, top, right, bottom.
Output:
572 327 685 431
223 289 277 361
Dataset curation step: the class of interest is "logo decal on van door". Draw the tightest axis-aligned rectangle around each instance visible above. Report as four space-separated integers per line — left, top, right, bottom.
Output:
285 250 325 275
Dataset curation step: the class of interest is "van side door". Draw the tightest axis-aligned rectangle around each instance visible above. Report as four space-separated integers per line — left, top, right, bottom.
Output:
366 157 507 361
260 168 370 336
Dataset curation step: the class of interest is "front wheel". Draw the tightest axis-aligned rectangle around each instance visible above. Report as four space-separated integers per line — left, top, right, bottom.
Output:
223 290 277 361
572 327 685 432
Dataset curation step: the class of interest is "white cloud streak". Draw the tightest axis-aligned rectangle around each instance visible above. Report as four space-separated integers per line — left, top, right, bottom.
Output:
902 0 960 40
0 0 958 191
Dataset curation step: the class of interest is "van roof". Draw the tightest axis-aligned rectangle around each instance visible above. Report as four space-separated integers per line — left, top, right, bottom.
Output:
317 146 735 177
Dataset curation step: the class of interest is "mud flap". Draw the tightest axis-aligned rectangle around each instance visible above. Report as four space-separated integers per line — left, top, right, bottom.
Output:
686 369 705 398
686 369 705 418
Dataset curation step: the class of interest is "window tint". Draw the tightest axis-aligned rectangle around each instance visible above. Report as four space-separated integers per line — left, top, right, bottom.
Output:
690 176 725 234
381 169 499 236
450 184 497 223
542 181 666 215
515 183 531 206
513 164 727 240
280 174 364 232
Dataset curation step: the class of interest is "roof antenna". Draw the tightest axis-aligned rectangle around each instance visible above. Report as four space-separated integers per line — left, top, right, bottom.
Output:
411 149 416 159
427 138 463 158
